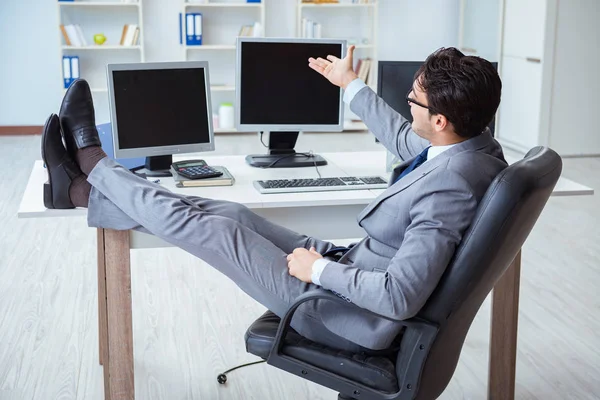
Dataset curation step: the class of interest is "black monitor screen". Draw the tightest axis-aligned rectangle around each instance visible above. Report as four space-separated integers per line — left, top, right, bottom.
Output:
377 61 497 135
112 68 210 149
239 42 342 125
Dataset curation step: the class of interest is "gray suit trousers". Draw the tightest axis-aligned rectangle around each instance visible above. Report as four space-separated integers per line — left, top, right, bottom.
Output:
86 157 366 352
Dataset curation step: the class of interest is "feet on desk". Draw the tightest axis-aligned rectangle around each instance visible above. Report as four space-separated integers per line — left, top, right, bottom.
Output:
41 114 90 209
59 79 106 175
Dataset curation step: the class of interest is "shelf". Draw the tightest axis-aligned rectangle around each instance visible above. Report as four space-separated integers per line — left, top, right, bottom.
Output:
184 44 236 50
211 85 235 91
61 45 142 50
58 1 140 6
214 127 238 133
299 2 376 8
185 2 263 7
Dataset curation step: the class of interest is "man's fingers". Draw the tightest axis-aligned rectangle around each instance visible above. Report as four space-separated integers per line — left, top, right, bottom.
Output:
308 62 325 75
326 55 339 63
316 57 331 67
347 44 356 57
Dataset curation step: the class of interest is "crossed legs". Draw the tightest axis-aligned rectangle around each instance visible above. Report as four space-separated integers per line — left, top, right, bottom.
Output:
86 157 365 352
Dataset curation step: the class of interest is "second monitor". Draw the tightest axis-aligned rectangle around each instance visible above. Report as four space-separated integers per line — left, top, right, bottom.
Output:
236 37 346 168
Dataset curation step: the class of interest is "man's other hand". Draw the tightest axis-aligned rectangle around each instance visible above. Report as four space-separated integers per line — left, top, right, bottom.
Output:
287 247 323 283
308 45 358 90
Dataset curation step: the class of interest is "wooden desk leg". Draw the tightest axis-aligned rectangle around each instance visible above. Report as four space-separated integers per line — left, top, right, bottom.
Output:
101 229 134 400
488 249 522 400
98 229 108 367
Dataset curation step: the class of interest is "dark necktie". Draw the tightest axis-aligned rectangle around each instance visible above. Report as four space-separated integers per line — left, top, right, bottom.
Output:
394 146 430 184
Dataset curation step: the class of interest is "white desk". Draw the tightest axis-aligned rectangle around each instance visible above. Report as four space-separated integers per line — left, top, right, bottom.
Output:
18 151 593 400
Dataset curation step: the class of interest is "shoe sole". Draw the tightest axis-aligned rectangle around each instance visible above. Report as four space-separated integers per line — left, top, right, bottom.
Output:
41 117 56 209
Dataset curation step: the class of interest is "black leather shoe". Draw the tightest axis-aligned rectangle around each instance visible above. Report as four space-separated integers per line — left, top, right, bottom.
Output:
58 79 101 159
41 114 84 209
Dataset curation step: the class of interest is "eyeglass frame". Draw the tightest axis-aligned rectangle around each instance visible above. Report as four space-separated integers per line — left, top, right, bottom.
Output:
405 89 437 114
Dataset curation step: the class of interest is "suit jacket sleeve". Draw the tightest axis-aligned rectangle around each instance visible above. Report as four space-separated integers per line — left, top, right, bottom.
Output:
317 168 478 320
350 86 430 162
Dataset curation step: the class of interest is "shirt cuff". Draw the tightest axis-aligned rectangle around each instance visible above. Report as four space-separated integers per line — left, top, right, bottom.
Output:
311 258 330 286
343 78 367 104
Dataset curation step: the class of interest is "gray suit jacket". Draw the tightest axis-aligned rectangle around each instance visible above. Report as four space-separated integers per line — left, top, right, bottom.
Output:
316 86 507 350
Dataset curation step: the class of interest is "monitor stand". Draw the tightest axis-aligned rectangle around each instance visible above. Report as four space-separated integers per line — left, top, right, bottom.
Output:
132 155 173 177
245 131 327 168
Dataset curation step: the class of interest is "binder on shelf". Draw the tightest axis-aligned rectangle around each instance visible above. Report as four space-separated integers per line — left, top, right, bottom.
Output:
62 56 71 89
62 56 79 89
194 13 202 45
186 13 195 45
179 13 183 45
71 56 80 81
183 13 202 45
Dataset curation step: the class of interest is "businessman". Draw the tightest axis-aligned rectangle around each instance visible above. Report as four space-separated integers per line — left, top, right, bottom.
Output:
41 46 506 352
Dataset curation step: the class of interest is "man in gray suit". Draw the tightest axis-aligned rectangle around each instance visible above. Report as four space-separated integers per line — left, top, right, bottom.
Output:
42 47 506 352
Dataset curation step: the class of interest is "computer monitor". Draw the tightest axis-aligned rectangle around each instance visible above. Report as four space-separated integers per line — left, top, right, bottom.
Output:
377 61 498 136
236 37 345 168
107 61 215 177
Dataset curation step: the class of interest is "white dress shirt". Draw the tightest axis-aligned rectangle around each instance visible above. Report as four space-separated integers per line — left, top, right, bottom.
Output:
310 78 456 286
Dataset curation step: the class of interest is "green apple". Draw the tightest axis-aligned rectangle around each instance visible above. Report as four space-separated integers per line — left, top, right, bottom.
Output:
94 34 107 45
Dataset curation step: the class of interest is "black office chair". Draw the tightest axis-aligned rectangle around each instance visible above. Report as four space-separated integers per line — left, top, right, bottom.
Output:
221 147 562 400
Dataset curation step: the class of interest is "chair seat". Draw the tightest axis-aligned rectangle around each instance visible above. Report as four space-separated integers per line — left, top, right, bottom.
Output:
244 311 399 393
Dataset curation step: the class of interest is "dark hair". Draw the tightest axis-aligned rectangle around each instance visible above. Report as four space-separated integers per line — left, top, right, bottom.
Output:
415 47 502 138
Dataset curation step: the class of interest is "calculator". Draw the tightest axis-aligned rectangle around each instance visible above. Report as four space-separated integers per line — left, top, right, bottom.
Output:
171 160 223 180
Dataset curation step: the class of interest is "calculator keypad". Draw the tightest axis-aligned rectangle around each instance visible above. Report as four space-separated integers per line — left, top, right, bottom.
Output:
177 165 222 179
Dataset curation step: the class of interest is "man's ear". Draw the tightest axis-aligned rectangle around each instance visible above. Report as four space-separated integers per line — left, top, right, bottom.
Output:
434 114 448 132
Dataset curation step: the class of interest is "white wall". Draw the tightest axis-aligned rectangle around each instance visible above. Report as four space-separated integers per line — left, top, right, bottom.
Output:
378 0 460 61
0 0 63 126
0 0 459 126
548 0 600 155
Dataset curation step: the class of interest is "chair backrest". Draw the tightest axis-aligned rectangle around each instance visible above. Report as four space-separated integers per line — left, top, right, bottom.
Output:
406 147 562 399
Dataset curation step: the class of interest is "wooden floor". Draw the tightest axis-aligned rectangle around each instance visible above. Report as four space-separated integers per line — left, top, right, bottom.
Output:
0 132 598 400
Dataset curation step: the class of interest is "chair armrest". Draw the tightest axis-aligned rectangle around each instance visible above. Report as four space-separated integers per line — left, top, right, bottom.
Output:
270 289 437 355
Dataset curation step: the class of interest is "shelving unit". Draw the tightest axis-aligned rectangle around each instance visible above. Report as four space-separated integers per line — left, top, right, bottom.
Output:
182 0 267 132
57 0 145 122
296 0 378 128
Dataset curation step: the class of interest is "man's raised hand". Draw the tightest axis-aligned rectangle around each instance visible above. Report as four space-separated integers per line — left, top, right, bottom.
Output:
308 45 358 89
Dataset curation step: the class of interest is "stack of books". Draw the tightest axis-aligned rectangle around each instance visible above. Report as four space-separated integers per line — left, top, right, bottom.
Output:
238 22 263 37
301 18 322 38
60 24 88 47
355 58 372 85
119 24 140 46
171 166 235 187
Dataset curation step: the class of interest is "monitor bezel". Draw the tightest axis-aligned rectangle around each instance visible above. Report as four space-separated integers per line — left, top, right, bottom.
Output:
107 61 215 159
235 37 346 132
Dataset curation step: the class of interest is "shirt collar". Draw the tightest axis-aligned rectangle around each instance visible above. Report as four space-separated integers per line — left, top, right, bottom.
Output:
425 143 457 162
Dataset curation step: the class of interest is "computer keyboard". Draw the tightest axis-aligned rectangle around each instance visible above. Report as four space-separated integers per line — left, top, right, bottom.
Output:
254 176 388 194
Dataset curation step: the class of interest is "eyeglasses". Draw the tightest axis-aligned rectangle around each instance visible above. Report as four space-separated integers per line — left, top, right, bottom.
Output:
406 89 436 113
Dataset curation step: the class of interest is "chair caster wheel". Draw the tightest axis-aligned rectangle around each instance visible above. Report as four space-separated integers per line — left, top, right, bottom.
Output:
217 374 227 384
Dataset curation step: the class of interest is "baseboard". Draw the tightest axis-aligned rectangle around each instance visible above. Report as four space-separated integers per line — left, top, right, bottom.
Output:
0 126 43 135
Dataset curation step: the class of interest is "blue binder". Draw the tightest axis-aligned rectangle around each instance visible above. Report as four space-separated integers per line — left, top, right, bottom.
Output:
194 13 202 45
185 13 195 45
62 56 80 89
